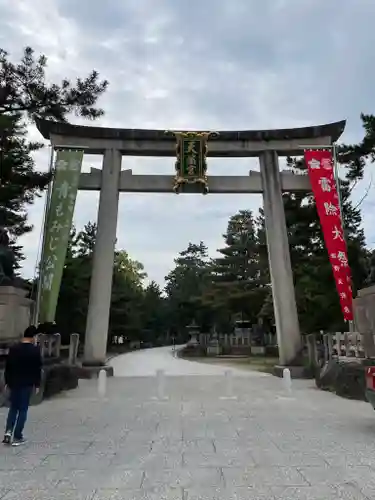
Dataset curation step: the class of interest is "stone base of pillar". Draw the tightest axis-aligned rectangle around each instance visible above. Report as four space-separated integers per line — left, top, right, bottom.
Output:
82 359 106 367
273 364 313 379
80 364 114 378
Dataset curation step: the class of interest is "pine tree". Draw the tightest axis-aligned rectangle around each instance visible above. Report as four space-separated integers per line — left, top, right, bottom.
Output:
207 210 269 324
339 113 375 182
164 242 213 331
140 281 167 341
0 114 47 264
0 46 108 265
0 47 108 121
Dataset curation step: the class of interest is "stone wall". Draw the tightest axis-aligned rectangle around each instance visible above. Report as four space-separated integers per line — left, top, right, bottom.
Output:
316 359 368 401
354 285 375 357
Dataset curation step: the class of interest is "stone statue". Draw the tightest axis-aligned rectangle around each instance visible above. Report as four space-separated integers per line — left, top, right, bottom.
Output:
0 227 15 285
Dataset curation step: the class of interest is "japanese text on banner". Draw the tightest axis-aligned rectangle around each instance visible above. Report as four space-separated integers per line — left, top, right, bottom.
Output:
39 149 84 323
304 149 353 321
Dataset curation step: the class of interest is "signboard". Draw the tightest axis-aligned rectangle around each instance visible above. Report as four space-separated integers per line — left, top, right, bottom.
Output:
39 149 84 323
304 149 353 321
167 131 218 193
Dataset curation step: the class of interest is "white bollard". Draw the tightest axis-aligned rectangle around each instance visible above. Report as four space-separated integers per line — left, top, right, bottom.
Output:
282 368 292 394
156 369 167 400
220 370 237 400
98 369 107 398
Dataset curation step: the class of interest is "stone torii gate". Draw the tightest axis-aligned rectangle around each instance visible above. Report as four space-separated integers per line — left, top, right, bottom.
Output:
36 119 346 367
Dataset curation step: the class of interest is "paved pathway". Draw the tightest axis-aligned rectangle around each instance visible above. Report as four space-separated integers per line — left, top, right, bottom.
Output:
1 347 375 499
110 346 269 377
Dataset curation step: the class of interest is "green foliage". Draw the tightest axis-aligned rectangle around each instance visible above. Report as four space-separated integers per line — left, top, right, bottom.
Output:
203 210 269 326
0 46 108 265
56 223 148 342
283 154 368 332
338 113 375 182
366 249 375 286
0 113 48 264
0 47 108 121
140 281 167 342
164 242 214 332
55 224 95 336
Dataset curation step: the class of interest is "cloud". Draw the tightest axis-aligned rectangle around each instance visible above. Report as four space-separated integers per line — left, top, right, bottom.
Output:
1 0 375 285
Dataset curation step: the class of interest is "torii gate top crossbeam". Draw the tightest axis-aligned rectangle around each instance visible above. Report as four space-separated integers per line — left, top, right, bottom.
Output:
36 119 346 157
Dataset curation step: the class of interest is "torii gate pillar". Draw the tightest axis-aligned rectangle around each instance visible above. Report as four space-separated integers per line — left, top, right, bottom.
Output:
84 149 122 365
260 150 301 365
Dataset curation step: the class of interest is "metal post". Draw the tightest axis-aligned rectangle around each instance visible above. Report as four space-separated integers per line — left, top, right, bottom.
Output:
332 144 355 332
332 144 343 217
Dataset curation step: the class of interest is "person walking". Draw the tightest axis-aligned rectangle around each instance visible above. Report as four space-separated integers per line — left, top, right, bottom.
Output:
2 325 42 446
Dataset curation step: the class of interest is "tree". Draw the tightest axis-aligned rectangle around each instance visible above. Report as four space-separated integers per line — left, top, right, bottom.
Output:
0 47 108 121
338 113 375 182
140 281 167 343
164 242 213 332
74 221 97 256
203 210 269 327
0 114 46 264
366 249 375 286
338 113 375 289
282 155 368 332
113 250 147 285
56 223 149 345
109 250 146 345
0 46 108 264
55 224 96 337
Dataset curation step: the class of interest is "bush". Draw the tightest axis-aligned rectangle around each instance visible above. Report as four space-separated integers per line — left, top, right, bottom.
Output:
42 364 79 399
316 359 367 401
265 345 279 357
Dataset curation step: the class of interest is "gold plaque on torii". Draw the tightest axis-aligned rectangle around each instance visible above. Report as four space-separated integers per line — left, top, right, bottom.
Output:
165 131 219 194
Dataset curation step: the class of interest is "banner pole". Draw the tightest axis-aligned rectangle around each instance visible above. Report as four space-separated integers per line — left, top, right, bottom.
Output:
33 145 55 325
332 144 355 331
332 143 344 221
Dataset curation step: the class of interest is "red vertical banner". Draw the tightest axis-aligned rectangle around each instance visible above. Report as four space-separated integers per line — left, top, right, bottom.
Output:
304 149 353 321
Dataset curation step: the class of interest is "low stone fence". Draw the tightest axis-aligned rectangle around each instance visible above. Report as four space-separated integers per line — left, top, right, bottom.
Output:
36 333 80 365
198 332 276 348
306 331 375 367
184 331 278 358
306 331 375 401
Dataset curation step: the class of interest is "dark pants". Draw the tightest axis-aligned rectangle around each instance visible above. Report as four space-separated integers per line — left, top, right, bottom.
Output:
5 386 33 439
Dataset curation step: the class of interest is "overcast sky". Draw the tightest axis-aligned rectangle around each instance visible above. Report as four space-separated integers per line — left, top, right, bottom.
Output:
1 0 375 286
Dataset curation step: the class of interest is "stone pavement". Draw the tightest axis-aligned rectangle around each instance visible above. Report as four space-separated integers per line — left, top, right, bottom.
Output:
1 352 375 499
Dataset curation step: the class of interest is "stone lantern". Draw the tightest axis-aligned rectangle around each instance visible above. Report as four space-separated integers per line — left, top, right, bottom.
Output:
207 325 221 356
187 320 200 346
